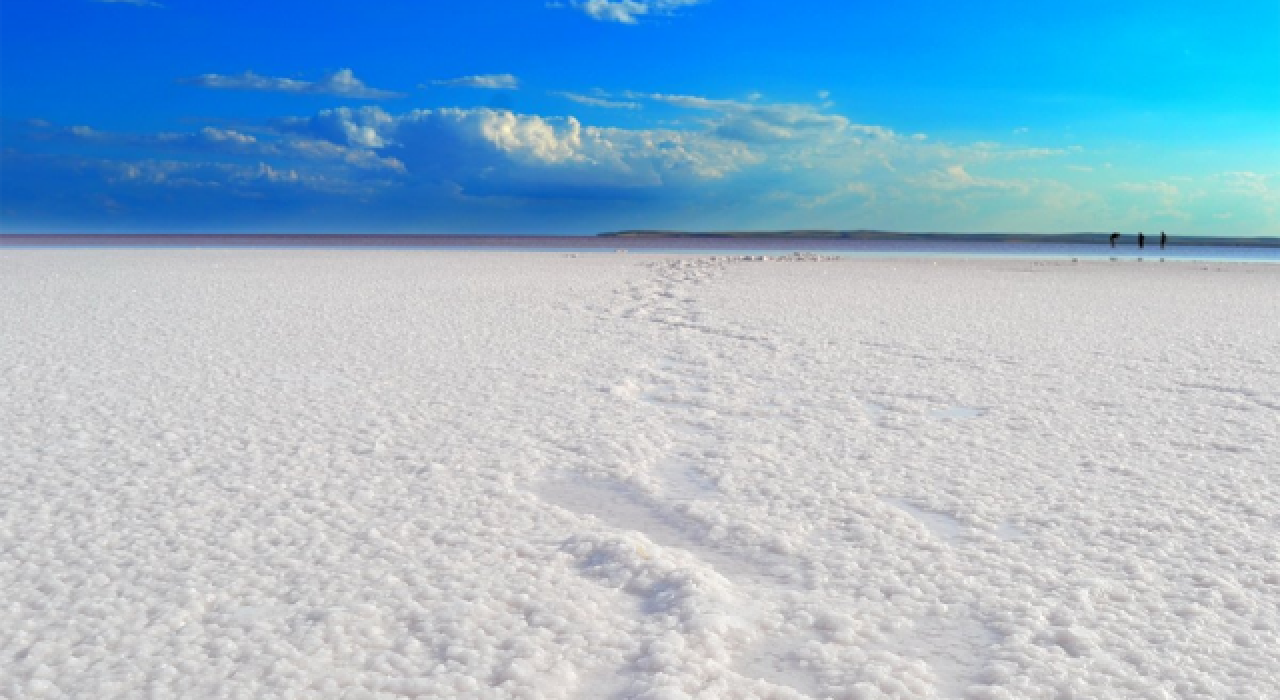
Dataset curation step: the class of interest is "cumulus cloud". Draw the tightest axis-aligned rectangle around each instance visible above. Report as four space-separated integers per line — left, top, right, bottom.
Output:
428 74 520 90
551 91 641 109
567 0 705 24
274 106 396 149
180 69 404 99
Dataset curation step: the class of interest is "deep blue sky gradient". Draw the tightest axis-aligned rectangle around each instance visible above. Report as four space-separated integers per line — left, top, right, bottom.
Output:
2 0 1277 234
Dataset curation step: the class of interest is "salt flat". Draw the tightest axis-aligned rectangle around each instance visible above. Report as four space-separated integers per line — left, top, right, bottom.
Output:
1 250 1277 700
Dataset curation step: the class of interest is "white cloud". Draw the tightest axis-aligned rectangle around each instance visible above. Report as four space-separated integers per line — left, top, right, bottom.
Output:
279 139 406 172
911 165 1029 192
67 125 104 139
1117 181 1182 197
937 141 1067 164
629 92 851 143
105 159 344 192
428 74 520 90
1116 180 1198 220
60 121 404 173
1217 171 1273 199
275 107 396 149
568 0 705 24
92 0 163 7
551 91 641 109
66 124 254 153
189 127 257 147
180 69 403 99
765 182 876 210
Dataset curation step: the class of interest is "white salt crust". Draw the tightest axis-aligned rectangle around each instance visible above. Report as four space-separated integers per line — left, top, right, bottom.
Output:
1 250 1277 699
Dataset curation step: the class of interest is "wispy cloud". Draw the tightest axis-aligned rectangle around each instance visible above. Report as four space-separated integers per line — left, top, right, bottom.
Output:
1116 180 1200 220
427 74 520 90
1217 171 1274 199
92 0 164 7
179 69 404 99
551 91 641 109
627 91 851 143
911 165 1030 192
565 0 705 24
58 122 406 172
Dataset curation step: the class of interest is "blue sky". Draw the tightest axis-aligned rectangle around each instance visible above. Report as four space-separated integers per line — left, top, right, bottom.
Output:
2 0 1277 234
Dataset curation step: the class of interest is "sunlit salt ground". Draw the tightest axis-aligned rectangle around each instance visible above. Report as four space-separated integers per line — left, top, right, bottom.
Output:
2 250 1278 700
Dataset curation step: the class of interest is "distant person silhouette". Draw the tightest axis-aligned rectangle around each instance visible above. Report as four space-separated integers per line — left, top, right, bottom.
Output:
1110 232 1120 248
1161 231 1167 249
1138 232 1145 249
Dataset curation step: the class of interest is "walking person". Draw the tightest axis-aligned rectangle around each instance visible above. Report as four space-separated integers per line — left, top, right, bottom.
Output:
1110 232 1120 248
1138 232 1145 249
1161 231 1167 249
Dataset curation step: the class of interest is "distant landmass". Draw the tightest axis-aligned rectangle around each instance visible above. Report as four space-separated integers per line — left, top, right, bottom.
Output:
600 230 1280 247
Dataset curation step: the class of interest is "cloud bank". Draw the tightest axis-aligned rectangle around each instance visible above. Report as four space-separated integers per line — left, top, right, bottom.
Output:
275 106 757 189
9 85 1272 234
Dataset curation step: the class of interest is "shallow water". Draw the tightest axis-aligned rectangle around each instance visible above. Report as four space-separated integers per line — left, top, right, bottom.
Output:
3 234 1278 262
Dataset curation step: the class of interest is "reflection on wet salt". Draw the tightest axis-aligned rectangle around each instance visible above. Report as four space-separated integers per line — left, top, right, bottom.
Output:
930 405 987 420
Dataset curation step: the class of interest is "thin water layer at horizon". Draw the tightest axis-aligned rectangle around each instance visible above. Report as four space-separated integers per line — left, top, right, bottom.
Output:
2 235 1278 262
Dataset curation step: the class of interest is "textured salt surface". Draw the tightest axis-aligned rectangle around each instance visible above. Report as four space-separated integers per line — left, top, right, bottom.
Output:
2 250 1278 699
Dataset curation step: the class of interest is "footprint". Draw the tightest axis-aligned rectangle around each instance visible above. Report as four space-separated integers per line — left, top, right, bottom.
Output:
736 632 826 698
885 612 999 698
536 475 800 587
885 498 967 541
654 458 719 502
